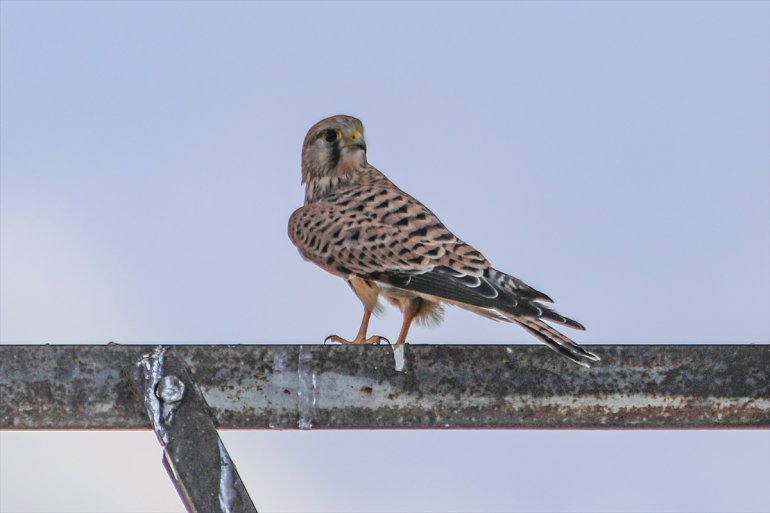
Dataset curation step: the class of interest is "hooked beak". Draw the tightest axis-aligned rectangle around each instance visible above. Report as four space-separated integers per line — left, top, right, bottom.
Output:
343 130 367 151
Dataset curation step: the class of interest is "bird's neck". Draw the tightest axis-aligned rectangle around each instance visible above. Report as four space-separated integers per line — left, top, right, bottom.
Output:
304 174 354 204
303 165 391 204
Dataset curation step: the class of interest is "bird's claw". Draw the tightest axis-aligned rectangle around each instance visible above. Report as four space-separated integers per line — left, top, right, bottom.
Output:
323 334 390 345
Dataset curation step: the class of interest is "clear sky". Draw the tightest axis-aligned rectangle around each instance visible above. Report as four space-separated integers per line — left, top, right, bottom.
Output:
1 1 768 512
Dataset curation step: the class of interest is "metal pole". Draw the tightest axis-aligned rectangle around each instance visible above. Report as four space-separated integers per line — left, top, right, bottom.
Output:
1 344 768 429
132 346 257 513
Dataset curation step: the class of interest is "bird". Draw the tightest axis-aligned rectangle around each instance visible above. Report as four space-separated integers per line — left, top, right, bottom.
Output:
288 115 599 367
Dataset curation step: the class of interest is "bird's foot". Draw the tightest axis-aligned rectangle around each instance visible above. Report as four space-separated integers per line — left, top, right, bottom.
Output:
324 334 390 345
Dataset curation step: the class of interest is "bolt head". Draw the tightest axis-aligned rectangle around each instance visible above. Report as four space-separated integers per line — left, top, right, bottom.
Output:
156 375 185 403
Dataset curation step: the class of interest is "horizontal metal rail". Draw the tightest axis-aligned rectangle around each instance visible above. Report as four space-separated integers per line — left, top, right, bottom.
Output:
1 344 768 429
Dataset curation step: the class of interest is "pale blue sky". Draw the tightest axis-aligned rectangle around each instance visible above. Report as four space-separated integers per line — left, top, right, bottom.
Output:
1 1 768 512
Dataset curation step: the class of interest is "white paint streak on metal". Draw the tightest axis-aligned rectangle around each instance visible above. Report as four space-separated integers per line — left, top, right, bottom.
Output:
501 394 770 413
297 345 316 429
137 345 168 444
393 344 405 372
217 438 236 513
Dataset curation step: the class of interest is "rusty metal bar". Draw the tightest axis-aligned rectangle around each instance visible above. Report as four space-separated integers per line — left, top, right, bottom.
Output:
132 346 257 513
1 344 768 429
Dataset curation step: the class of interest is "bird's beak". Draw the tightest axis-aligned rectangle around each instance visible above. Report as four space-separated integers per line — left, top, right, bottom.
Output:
344 130 367 151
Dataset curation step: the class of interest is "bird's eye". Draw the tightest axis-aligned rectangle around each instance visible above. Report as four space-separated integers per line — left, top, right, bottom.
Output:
323 129 339 143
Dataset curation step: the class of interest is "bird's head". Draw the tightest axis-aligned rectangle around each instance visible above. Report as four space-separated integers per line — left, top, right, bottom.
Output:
301 115 367 186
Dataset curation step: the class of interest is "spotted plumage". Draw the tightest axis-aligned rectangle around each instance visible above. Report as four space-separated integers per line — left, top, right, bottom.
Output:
289 115 599 367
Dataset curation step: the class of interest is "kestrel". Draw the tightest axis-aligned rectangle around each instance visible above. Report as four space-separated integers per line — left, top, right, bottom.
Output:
289 115 599 367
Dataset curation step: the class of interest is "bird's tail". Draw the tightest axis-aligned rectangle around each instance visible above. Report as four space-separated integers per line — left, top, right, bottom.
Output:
484 267 598 367
514 317 600 368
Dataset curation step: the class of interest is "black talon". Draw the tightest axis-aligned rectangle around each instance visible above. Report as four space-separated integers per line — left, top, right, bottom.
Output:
323 335 338 345
377 337 391 346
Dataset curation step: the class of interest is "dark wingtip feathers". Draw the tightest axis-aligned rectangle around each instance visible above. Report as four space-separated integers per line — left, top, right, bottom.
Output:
538 305 586 331
515 318 600 368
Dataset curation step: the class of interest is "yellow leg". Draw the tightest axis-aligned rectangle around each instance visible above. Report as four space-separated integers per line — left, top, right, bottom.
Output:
395 298 422 346
325 309 388 345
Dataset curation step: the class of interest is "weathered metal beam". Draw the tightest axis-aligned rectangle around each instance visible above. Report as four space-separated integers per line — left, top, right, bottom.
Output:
132 346 257 513
1 344 768 429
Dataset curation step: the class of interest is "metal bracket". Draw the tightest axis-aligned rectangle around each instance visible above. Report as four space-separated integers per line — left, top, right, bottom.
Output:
131 346 258 513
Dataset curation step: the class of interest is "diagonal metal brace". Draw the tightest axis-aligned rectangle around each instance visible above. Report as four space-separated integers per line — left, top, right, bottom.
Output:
131 346 257 513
